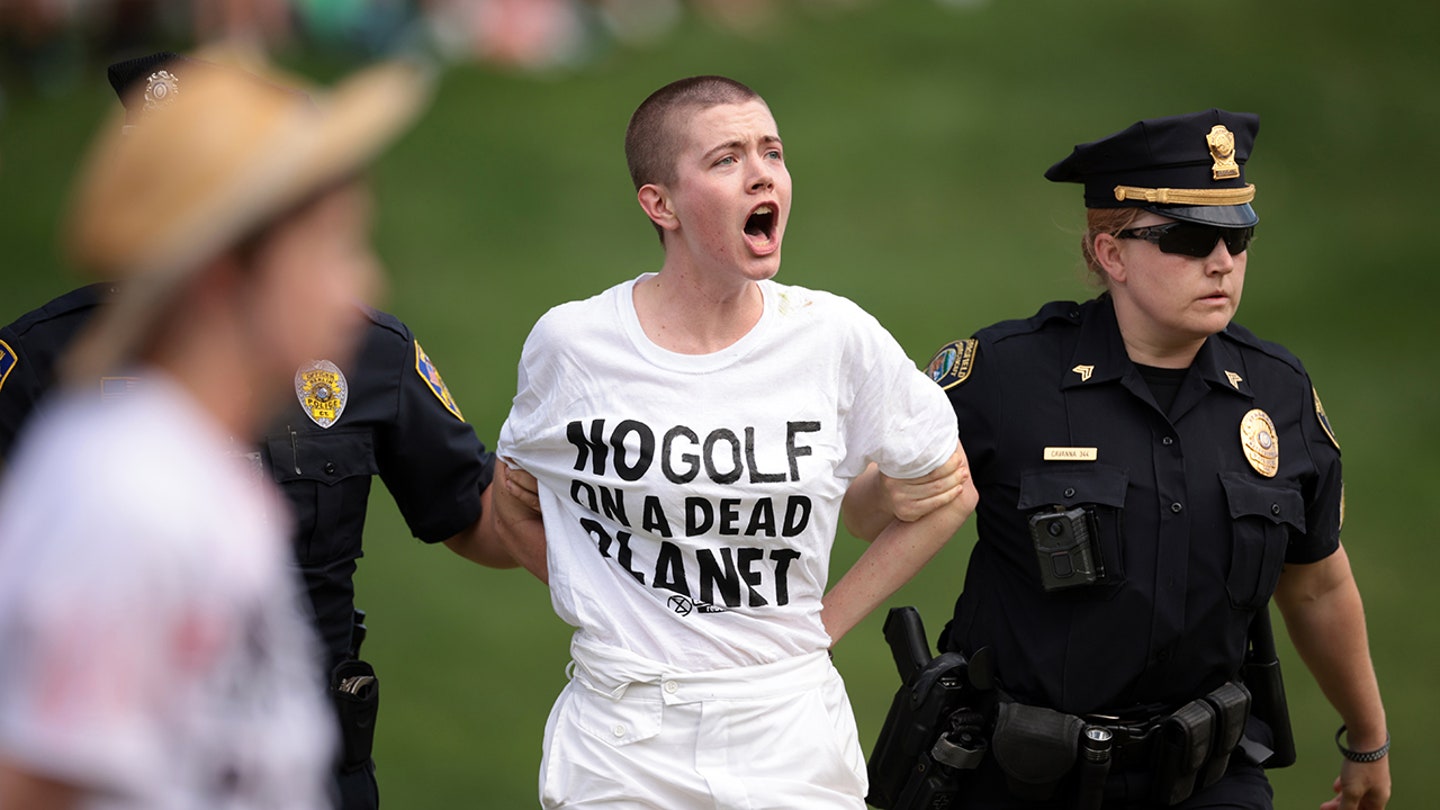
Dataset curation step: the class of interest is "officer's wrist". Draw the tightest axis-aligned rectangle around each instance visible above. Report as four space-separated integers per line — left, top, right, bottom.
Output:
1336 725 1390 763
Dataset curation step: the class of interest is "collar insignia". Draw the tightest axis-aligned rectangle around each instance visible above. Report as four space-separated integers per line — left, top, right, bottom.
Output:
1207 125 1240 181
0 339 16 393
1313 386 1340 450
415 342 463 420
143 70 180 112
295 360 348 428
1072 364 1095 382
1240 408 1279 478
1225 370 1244 389
925 339 977 390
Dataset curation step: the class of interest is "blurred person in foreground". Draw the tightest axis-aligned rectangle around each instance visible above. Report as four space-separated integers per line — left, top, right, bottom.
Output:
0 51 432 808
0 51 528 810
868 110 1388 810
491 74 976 808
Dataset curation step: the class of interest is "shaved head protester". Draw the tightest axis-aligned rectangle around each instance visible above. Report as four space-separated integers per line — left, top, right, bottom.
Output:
490 75 978 808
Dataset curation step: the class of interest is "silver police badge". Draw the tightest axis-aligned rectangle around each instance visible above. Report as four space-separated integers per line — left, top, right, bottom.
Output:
295 360 348 428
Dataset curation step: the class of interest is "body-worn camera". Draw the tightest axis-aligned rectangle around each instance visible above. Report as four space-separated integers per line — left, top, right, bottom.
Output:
1028 506 1103 591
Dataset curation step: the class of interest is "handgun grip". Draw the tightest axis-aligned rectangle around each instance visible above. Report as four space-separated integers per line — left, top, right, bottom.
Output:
883 606 933 684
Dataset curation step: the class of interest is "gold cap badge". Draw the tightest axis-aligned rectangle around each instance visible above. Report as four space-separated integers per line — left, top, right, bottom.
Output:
1240 408 1278 477
1207 125 1240 181
143 69 180 112
296 359 348 428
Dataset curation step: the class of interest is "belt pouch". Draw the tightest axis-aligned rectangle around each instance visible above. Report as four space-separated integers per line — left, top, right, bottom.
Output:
1151 699 1215 805
1199 682 1252 789
331 659 380 771
991 701 1083 801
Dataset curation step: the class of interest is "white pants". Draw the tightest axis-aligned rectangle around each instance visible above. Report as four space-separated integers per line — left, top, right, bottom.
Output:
539 635 868 809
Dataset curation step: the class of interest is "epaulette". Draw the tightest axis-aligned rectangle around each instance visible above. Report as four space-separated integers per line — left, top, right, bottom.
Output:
974 300 1084 344
359 305 414 343
1218 321 1307 378
925 301 1084 390
4 283 115 337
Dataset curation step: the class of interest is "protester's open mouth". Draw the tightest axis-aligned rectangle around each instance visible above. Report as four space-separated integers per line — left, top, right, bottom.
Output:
744 204 777 251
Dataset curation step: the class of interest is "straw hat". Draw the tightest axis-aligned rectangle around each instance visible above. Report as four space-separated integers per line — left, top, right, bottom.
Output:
62 48 433 380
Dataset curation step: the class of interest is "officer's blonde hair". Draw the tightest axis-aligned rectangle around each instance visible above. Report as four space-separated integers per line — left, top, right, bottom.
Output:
1080 207 1146 286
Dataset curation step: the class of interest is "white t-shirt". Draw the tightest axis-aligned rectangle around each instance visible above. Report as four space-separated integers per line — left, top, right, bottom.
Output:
498 276 958 670
0 372 334 810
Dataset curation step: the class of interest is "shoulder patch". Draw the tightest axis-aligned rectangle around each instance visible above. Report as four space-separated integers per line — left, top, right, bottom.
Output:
415 342 464 420
925 339 977 390
0 339 17 393
1313 385 1340 450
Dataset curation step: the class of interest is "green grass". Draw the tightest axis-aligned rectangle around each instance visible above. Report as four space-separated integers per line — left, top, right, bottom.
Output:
3 1 1437 807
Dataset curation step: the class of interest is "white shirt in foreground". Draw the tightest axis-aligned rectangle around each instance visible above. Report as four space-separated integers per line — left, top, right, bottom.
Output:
0 372 334 810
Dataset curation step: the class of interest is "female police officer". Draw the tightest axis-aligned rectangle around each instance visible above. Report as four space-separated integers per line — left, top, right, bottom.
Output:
914 110 1390 809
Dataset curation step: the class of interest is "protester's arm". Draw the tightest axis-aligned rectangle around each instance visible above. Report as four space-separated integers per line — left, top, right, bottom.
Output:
822 443 977 645
842 443 966 542
0 759 81 809
1273 544 1390 810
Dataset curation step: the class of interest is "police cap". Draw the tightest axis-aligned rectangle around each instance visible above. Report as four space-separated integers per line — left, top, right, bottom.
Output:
1045 109 1260 227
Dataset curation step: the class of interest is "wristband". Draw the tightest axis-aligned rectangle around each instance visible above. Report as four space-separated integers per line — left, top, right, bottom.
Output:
1335 725 1390 763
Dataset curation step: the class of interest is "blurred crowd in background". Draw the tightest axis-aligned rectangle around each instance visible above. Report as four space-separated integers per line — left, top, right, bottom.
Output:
0 0 983 101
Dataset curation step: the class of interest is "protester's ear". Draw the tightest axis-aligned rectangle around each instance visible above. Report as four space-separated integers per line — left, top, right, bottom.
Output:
637 183 679 233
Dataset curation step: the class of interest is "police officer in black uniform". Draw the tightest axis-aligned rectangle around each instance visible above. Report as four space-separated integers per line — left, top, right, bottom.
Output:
0 53 526 810
870 110 1389 810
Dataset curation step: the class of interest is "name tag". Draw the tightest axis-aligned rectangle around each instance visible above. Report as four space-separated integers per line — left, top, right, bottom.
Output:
1043 447 1098 461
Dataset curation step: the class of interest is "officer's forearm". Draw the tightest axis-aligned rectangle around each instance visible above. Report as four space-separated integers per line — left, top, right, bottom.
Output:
841 442 967 543
1274 546 1387 747
841 464 891 542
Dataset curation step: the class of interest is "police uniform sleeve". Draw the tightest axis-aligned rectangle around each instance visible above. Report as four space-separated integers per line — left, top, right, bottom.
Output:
373 329 494 544
0 326 52 461
1290 377 1345 564
926 336 999 473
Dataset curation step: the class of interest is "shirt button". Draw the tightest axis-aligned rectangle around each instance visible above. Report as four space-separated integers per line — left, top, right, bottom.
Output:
612 724 627 737
324 462 336 475
1271 504 1281 515
1063 487 1076 499
664 681 679 694
1170 502 1183 513
1162 437 1174 446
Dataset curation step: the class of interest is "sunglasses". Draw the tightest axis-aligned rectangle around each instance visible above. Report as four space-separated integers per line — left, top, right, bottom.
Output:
1115 222 1255 258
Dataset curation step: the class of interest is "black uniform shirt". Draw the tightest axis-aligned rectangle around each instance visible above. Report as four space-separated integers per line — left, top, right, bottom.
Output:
933 295 1342 715
0 284 494 666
